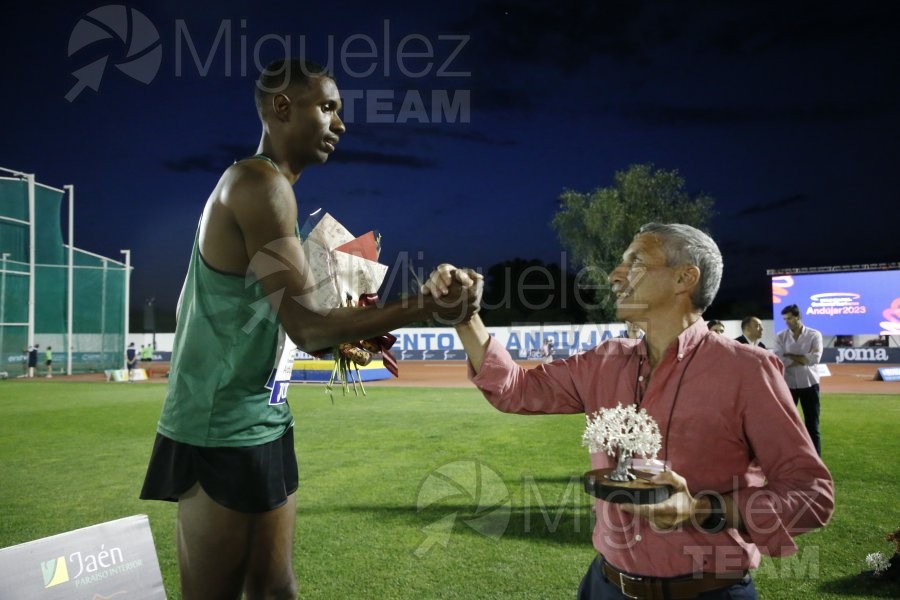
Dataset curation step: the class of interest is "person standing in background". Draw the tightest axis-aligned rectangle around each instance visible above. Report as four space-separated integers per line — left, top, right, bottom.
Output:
736 316 766 348
707 319 725 334
774 304 823 455
541 338 555 363
27 344 38 378
141 344 155 378
44 346 53 378
126 342 138 381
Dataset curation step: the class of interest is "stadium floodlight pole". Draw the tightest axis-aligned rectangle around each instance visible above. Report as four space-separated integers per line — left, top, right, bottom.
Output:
121 249 131 370
26 173 35 354
64 184 74 376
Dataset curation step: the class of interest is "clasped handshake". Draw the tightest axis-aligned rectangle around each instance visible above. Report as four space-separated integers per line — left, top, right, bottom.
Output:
421 264 483 325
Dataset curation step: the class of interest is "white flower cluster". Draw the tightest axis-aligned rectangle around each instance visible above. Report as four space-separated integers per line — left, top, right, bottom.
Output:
866 551 891 575
582 403 662 458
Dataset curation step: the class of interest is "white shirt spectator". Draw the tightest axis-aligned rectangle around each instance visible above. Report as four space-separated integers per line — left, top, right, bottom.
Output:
774 325 823 389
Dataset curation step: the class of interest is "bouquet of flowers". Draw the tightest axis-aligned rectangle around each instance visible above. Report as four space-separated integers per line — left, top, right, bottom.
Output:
300 212 398 396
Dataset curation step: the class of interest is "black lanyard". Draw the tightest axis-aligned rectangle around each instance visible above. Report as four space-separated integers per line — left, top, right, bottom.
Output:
630 332 710 466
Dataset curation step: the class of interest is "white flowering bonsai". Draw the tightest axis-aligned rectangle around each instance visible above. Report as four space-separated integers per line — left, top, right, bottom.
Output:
864 527 900 581
582 403 662 482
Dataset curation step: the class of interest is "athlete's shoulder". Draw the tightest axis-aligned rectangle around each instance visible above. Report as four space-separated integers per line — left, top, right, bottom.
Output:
213 161 292 221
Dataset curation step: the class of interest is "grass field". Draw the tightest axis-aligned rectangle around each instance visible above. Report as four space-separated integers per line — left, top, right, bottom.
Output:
1 381 898 599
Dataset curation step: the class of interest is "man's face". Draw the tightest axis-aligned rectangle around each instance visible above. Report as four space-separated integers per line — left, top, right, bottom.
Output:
782 312 802 333
608 233 679 323
709 323 725 334
745 318 763 340
282 76 346 166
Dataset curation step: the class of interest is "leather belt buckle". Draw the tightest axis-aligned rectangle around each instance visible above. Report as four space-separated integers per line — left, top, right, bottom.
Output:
618 571 644 599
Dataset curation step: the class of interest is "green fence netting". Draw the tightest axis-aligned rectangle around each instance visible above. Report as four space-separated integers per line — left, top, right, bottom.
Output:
1 176 127 375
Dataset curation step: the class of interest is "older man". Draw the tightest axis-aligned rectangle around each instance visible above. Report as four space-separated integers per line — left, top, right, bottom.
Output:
427 223 833 600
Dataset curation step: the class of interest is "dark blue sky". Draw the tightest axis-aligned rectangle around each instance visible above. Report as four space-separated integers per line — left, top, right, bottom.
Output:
3 0 898 320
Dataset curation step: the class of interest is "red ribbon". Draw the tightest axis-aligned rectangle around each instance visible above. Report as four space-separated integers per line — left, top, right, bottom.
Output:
358 293 399 377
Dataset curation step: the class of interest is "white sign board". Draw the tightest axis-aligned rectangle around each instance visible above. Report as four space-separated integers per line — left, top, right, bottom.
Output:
0 515 166 599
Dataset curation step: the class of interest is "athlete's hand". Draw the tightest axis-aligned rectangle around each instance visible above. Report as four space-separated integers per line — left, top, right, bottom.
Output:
422 264 483 324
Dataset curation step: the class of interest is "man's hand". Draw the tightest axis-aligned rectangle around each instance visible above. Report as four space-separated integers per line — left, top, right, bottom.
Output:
422 264 484 324
784 353 808 365
421 263 480 296
422 263 491 370
618 470 702 530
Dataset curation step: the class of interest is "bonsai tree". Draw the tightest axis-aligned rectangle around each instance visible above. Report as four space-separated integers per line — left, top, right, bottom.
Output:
583 403 662 482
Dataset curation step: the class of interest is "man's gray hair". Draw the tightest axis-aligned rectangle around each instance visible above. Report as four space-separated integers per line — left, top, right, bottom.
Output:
638 223 723 312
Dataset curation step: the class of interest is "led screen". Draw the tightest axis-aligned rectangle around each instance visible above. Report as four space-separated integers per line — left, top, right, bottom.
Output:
771 270 900 335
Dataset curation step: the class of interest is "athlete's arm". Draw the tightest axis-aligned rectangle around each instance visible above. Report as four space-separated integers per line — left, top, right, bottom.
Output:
224 166 476 353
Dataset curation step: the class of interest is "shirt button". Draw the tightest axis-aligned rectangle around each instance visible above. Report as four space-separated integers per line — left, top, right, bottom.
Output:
638 376 644 382
635 534 642 542
677 353 684 360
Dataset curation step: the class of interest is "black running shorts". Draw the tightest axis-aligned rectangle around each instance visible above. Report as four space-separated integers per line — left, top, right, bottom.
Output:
139 426 298 513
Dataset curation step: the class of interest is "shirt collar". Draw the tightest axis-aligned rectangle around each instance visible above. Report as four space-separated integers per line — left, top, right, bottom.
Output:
636 318 709 363
674 319 710 361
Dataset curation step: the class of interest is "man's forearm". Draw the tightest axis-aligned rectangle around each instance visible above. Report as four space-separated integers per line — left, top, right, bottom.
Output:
455 315 491 373
282 292 470 353
784 353 807 365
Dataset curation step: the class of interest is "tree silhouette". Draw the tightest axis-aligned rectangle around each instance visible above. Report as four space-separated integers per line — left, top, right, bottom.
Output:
552 164 715 322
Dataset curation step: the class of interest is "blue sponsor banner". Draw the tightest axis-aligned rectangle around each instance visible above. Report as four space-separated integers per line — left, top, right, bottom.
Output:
290 365 393 381
771 270 900 335
395 349 468 361
391 325 625 360
394 332 459 353
823 347 900 364
2 351 172 366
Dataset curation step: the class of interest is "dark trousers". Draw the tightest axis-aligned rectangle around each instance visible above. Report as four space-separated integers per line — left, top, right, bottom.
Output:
577 556 758 600
790 384 821 455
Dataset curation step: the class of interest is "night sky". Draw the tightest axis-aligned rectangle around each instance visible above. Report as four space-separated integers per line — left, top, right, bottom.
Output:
3 0 898 324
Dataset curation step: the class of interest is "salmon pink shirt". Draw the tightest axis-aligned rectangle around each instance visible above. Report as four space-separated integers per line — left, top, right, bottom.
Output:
469 319 834 577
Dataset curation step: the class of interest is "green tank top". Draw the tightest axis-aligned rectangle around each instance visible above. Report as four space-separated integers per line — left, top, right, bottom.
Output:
157 175 293 447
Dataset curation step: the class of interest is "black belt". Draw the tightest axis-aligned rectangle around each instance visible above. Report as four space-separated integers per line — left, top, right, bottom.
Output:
600 557 749 600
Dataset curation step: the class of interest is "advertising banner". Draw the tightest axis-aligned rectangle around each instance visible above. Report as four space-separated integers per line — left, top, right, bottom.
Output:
772 270 900 335
0 515 165 600
391 323 629 360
